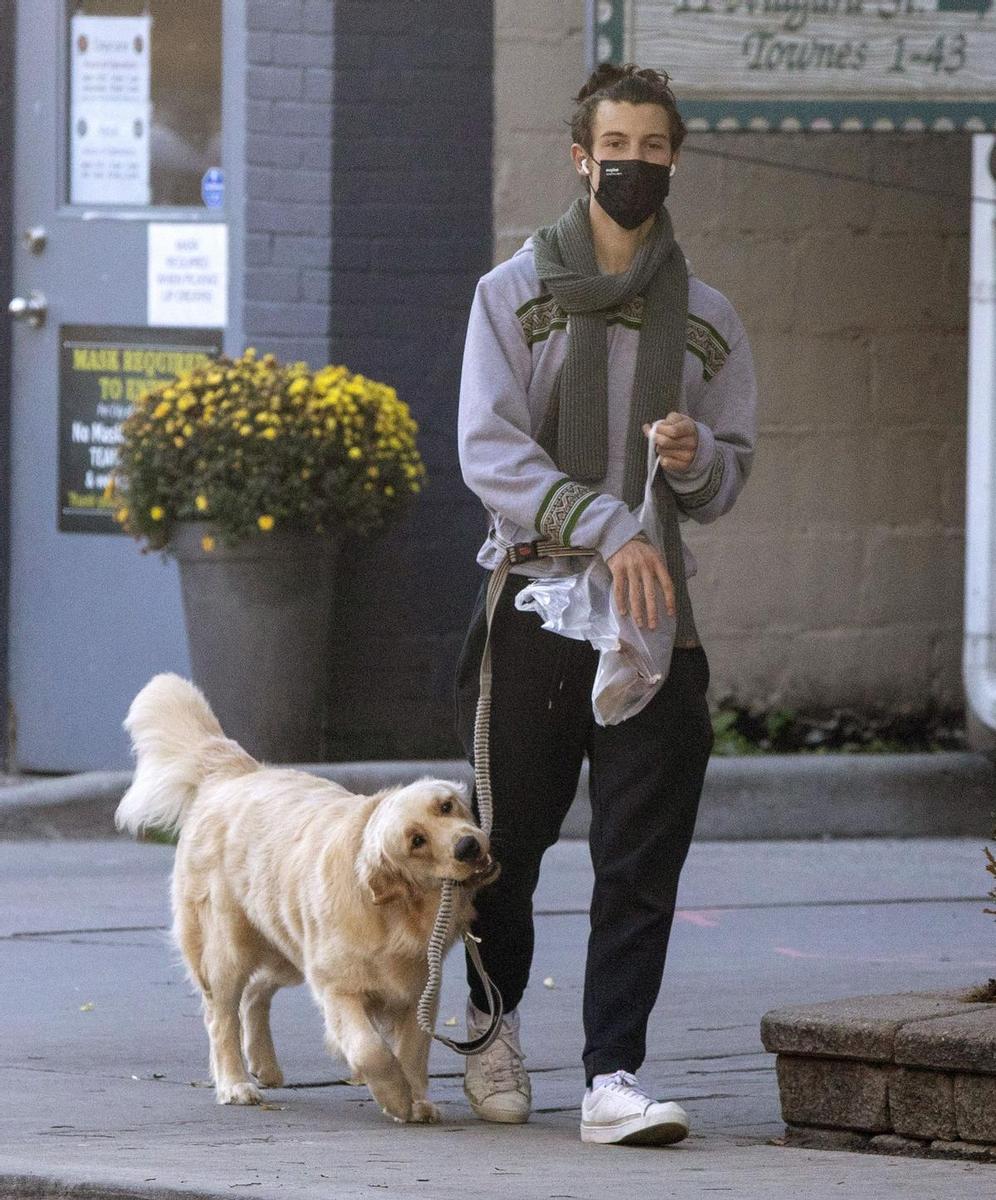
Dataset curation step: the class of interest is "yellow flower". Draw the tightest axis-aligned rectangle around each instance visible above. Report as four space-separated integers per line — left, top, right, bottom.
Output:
173 436 185 448
200 535 216 552
260 426 278 440
257 514 275 532
183 423 194 438
243 347 257 361
115 506 129 523
300 468 312 480
152 400 171 419
195 494 209 512
384 485 395 497
288 377 309 398
367 466 379 479
347 446 363 460
150 505 165 521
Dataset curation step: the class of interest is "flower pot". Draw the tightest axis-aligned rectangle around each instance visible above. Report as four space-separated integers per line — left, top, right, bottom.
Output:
170 522 340 763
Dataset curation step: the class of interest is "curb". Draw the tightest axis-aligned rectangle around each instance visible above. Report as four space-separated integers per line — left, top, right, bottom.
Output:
1 752 993 841
0 1173 227 1200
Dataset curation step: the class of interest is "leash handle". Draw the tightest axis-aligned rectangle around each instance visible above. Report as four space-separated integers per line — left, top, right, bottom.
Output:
427 934 505 1056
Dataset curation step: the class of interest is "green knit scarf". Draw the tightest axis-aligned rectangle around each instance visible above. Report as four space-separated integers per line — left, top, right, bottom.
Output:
532 195 689 509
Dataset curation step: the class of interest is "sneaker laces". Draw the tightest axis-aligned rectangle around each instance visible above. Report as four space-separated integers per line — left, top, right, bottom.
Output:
472 1018 527 1092
595 1069 653 1109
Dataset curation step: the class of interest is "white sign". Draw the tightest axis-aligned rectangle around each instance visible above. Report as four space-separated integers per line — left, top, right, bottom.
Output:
596 0 996 129
148 224 229 329
71 102 151 206
71 14 151 104
70 15 151 204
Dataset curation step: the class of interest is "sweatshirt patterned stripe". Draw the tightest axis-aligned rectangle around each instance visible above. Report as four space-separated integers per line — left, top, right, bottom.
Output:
515 294 731 380
536 477 599 546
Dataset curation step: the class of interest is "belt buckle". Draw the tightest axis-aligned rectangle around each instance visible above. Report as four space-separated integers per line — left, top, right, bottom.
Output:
508 540 543 565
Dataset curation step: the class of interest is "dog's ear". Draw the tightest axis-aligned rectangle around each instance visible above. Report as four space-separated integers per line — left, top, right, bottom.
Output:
366 864 410 906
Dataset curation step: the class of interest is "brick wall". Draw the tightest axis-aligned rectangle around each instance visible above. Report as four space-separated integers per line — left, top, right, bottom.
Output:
241 1 493 760
243 0 334 366
324 1 494 759
495 0 970 711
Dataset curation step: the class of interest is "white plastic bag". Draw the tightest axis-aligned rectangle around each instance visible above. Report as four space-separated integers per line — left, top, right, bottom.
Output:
515 423 676 726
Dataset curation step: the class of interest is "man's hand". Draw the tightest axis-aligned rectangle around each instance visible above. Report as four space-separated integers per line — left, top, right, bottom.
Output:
643 413 698 474
606 537 676 630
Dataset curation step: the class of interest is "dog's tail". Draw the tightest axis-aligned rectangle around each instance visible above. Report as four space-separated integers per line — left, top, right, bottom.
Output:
115 673 259 837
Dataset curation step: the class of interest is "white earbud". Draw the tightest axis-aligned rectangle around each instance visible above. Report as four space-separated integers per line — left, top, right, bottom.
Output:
669 164 676 176
581 158 591 176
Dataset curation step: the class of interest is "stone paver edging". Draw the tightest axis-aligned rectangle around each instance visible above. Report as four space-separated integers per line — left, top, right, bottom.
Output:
761 991 996 1161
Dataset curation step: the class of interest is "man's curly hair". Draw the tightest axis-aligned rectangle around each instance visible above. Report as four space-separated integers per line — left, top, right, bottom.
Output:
571 63 687 155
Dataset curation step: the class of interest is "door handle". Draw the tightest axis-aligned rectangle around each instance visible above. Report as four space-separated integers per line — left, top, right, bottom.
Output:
8 291 48 328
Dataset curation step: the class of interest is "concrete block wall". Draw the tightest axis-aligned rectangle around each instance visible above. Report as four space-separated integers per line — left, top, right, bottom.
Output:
495 0 971 711
243 0 334 366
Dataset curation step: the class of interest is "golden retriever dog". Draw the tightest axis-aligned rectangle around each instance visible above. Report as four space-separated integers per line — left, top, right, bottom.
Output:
115 673 497 1124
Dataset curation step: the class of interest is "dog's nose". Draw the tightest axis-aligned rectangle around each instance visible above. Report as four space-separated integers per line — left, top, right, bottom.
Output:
454 835 482 863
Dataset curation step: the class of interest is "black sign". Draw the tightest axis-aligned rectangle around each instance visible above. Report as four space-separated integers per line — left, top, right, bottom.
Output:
58 324 223 534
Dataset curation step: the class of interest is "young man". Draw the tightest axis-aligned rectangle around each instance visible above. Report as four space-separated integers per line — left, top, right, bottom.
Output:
455 64 757 1146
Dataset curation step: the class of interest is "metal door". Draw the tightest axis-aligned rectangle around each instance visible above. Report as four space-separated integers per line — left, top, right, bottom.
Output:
9 0 232 770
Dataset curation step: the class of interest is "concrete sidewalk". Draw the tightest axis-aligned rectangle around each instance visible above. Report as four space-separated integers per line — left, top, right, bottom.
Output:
1 750 994 840
3 835 995 1198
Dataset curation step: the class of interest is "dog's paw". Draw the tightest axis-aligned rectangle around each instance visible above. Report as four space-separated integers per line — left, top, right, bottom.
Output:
252 1065 284 1089
410 1100 441 1124
217 1080 263 1105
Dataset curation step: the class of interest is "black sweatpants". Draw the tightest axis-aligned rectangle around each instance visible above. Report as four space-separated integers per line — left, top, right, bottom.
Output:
454 571 714 1085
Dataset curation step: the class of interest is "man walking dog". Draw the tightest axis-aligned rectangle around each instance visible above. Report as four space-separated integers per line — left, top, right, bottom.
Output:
455 63 757 1145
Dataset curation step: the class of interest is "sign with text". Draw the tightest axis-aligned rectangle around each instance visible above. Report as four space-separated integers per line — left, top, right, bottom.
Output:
591 0 996 129
148 223 228 328
70 14 151 204
59 325 223 534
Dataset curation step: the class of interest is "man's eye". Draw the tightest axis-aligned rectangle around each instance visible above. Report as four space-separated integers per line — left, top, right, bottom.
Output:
440 800 453 814
411 834 426 849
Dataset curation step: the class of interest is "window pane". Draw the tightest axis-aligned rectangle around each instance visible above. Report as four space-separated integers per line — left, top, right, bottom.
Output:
67 0 222 208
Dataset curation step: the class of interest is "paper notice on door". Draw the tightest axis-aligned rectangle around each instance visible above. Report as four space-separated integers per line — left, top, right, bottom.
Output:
70 15 151 205
148 224 228 328
71 102 151 206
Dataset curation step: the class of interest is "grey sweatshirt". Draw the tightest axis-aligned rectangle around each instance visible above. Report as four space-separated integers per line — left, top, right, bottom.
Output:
458 232 758 610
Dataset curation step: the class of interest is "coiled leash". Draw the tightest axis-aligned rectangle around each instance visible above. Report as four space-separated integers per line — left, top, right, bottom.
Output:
416 539 595 1056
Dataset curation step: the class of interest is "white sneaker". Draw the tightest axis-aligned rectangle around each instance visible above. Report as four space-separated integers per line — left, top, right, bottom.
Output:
463 1001 531 1124
580 1070 690 1146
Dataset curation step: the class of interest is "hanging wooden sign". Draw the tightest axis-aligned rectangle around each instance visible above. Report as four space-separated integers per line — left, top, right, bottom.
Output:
589 0 996 130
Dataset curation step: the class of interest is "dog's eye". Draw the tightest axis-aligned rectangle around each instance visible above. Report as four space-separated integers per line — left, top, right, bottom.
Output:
411 833 427 849
440 800 453 814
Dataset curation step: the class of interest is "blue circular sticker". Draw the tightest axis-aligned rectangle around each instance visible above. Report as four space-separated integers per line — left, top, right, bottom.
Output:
201 168 224 209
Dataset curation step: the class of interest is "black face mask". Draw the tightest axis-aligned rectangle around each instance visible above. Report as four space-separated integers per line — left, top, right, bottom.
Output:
588 157 672 231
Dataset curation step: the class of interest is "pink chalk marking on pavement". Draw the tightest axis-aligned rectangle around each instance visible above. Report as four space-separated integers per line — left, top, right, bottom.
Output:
676 910 721 927
774 946 822 959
